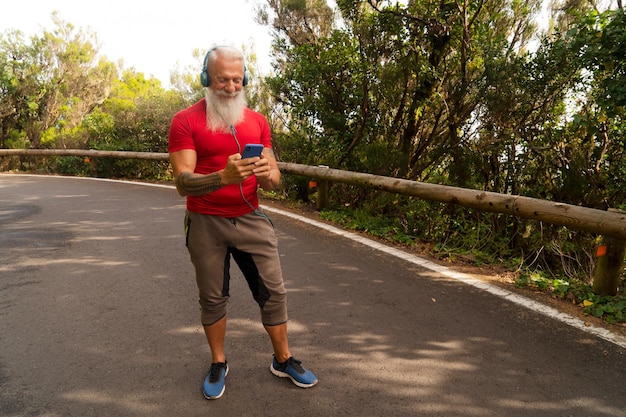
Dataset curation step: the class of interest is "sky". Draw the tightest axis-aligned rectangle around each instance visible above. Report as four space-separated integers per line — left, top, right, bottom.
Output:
0 0 274 88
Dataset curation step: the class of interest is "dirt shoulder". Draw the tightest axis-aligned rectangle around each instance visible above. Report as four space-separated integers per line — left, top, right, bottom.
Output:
261 197 626 342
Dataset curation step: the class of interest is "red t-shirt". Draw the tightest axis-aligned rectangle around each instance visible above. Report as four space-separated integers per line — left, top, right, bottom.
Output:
168 98 272 217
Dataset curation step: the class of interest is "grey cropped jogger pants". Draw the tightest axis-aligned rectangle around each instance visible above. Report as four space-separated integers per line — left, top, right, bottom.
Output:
184 209 288 327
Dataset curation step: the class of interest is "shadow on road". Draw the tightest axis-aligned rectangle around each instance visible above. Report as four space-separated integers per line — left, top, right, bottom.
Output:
1 174 624 417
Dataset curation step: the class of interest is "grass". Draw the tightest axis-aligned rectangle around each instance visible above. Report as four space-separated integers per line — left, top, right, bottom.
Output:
515 272 626 324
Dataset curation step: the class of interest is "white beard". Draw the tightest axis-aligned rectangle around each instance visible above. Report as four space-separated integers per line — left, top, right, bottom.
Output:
205 88 247 132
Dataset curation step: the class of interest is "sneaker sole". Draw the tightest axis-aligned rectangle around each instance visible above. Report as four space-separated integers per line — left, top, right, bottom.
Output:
203 386 225 400
203 365 229 400
270 363 318 388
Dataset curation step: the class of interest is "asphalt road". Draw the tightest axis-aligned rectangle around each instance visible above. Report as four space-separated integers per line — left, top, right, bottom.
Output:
1 174 625 417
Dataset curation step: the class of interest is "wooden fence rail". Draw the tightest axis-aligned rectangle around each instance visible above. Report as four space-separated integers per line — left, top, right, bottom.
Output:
2 148 624 294
0 149 169 160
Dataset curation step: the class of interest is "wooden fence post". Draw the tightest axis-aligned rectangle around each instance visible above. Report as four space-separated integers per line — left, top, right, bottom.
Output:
84 156 97 176
592 208 626 296
315 165 330 210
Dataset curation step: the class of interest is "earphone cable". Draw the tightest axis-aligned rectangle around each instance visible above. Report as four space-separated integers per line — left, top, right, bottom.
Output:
229 125 272 225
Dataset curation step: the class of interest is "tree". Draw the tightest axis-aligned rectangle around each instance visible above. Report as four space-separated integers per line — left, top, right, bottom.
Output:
169 48 206 104
0 30 46 148
81 69 188 179
259 0 546 189
0 12 117 149
259 0 625 281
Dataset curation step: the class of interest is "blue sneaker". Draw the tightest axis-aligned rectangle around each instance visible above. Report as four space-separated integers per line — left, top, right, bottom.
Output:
270 356 318 388
202 362 228 400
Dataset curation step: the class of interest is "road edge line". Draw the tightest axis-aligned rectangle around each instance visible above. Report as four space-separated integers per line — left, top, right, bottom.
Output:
261 204 626 350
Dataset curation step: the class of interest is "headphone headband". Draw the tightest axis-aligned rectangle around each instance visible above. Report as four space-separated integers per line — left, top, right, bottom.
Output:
200 46 249 88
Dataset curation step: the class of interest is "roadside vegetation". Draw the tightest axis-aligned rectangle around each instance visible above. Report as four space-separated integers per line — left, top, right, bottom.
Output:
2 1 625 323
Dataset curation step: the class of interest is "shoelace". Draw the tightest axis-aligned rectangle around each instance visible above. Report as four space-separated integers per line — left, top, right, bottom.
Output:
287 357 305 373
209 363 226 383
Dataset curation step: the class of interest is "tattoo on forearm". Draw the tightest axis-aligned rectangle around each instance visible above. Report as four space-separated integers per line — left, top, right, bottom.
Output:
175 172 223 196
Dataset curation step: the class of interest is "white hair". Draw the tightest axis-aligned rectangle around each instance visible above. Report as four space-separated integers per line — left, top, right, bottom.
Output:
206 45 245 72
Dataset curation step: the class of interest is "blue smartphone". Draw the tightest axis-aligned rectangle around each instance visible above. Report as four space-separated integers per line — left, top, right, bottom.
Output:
241 144 264 159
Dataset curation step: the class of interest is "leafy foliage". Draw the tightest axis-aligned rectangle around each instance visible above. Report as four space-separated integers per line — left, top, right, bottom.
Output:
0 13 117 149
516 270 626 324
1 17 191 180
261 0 626 291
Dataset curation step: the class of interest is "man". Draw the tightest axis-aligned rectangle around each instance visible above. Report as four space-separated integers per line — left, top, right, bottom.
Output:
168 45 317 400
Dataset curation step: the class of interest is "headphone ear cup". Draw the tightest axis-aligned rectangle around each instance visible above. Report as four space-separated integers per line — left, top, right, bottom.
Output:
200 71 210 87
243 65 249 87
200 48 213 87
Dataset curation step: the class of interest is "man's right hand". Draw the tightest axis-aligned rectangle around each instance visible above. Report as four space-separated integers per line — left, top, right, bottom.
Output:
219 153 261 185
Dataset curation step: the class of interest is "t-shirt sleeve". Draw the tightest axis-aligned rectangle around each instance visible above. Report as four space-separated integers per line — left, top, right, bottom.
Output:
168 113 195 153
